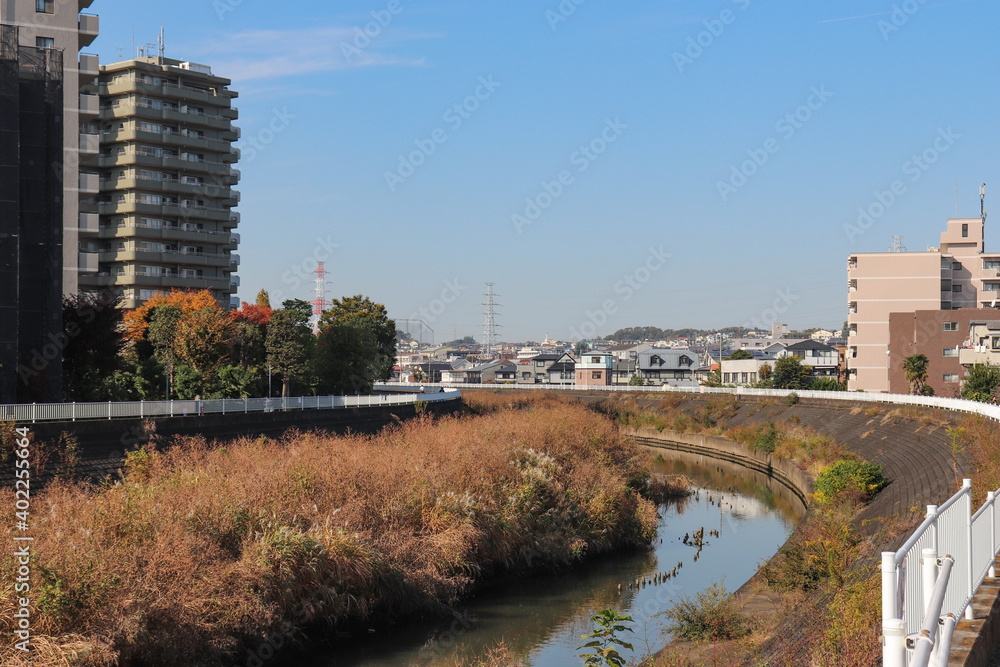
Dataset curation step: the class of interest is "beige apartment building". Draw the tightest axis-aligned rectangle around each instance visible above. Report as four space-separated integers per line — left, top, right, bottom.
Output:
1 0 101 295
80 56 241 308
848 216 1000 391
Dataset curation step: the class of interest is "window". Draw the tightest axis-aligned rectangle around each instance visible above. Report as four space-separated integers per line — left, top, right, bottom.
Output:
592 372 601 380
591 356 601 363
953 285 963 293
993 336 1000 351
943 322 959 331
944 374 960 383
36 0 53 13
953 261 962 270
962 224 969 238
35 37 54 49
943 348 958 357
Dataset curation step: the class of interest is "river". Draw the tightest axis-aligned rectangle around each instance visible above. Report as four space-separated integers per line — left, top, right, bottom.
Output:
284 451 803 666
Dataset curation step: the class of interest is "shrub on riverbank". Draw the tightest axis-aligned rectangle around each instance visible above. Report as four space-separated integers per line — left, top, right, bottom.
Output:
0 402 659 666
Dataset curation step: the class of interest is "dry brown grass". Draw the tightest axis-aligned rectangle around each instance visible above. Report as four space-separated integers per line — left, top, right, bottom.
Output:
1 402 658 666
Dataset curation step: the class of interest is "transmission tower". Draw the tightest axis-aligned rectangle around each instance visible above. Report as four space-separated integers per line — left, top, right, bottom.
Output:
482 283 501 359
888 235 907 253
310 262 330 332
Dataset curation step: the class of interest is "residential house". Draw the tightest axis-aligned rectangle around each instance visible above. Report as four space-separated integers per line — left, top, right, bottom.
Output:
636 350 698 385
721 351 776 386
548 359 576 385
608 343 653 361
517 353 574 384
575 352 612 386
774 340 840 378
612 358 637 385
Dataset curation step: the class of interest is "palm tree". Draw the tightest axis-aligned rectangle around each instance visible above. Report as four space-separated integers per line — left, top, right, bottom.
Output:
903 354 929 395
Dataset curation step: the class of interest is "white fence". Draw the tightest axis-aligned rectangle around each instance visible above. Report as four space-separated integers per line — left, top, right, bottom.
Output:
0 390 460 423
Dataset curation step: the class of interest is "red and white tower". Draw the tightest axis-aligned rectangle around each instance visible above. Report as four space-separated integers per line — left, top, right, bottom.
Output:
310 262 330 332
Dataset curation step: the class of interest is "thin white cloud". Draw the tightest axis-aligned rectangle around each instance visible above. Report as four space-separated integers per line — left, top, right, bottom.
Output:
187 26 433 81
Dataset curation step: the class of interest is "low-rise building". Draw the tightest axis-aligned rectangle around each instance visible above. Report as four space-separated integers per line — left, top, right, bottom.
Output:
575 352 612 386
774 340 840 378
721 352 775 386
636 350 698 384
517 353 574 384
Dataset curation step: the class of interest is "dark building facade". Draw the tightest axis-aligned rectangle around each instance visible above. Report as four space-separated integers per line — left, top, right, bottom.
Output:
1 25 64 403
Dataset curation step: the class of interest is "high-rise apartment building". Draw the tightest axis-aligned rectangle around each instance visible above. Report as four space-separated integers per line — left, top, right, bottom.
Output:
80 56 241 308
1 0 97 403
1 0 101 296
847 214 1000 392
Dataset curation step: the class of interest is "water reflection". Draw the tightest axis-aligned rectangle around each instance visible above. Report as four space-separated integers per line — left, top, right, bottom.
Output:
287 456 802 667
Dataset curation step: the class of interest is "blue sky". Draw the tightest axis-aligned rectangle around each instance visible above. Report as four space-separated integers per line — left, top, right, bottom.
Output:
91 0 1000 342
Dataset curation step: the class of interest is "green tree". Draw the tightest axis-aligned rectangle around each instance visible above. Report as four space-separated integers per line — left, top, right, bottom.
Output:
266 306 314 398
174 306 235 396
574 341 589 355
576 609 634 667
756 362 773 387
628 375 644 386
772 356 812 390
962 363 1000 403
147 305 182 393
726 349 753 360
902 354 930 395
319 295 396 383
811 377 846 392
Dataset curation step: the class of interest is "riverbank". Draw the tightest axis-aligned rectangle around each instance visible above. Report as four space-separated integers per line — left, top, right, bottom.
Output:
0 398 681 666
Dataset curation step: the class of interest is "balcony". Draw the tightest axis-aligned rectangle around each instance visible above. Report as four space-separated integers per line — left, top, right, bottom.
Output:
230 275 240 287
78 13 99 47
230 296 241 310
230 232 240 245
959 346 1000 366
78 53 99 80
79 132 99 154
79 93 99 118
78 251 99 273
78 172 99 193
79 212 99 233
230 253 240 267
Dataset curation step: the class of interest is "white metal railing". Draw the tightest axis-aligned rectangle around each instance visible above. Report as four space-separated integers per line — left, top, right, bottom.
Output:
882 479 1000 666
0 390 459 423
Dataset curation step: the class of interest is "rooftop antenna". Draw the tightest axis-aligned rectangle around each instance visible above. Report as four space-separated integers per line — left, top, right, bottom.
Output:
889 235 907 253
158 26 165 62
982 183 987 224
